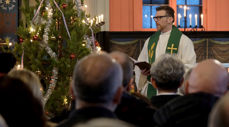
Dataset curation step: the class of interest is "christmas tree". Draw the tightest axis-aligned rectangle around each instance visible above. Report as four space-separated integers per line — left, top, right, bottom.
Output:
6 0 103 117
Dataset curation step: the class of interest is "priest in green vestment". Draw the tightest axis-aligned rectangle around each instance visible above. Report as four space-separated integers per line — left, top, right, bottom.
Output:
134 6 196 99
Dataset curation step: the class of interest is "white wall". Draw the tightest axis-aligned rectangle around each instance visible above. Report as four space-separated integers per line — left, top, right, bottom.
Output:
84 0 109 31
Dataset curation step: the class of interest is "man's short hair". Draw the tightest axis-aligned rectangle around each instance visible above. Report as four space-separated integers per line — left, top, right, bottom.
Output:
150 54 184 90
73 53 123 104
156 6 175 22
0 53 16 74
109 51 133 88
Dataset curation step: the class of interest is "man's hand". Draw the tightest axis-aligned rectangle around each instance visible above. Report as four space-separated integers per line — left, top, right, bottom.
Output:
141 69 150 76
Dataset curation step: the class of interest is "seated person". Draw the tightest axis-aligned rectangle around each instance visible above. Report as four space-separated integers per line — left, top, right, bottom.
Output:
150 54 184 108
110 51 156 127
8 69 44 106
154 59 229 127
58 53 123 127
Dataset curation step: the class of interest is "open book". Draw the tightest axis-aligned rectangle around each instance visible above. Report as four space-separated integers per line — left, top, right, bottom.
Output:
129 57 151 71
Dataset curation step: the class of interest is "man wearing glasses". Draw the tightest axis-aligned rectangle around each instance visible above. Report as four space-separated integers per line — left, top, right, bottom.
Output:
135 6 196 99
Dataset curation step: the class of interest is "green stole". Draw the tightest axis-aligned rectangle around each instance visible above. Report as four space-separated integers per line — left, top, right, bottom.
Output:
147 25 182 99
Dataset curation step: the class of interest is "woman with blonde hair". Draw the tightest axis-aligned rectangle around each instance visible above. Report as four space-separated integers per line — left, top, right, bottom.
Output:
8 68 44 106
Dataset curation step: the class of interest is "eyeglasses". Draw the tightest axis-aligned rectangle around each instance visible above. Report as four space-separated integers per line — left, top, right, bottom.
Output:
153 15 169 21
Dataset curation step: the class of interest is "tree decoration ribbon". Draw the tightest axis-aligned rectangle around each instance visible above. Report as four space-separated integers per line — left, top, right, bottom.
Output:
20 49 24 69
89 27 95 52
32 0 45 22
31 0 59 105
74 0 82 17
43 67 58 105
53 0 71 40
84 17 96 52
32 0 71 40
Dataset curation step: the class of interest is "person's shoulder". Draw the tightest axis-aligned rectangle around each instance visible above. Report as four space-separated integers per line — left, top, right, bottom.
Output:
181 34 192 40
153 93 219 127
180 34 194 46
145 37 150 43
159 92 218 110
119 92 154 108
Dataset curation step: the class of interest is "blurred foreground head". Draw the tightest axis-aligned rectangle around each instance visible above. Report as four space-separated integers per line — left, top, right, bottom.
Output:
209 92 229 127
0 76 46 127
8 69 44 105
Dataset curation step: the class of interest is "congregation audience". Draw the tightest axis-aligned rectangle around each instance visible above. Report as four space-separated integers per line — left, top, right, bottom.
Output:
110 51 156 126
153 59 229 127
149 54 184 108
0 50 228 127
58 53 123 127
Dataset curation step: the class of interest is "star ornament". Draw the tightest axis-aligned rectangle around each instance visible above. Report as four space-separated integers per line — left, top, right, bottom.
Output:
0 0 16 11
5 0 10 4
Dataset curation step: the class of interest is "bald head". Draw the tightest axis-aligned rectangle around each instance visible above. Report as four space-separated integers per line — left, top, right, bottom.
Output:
73 53 123 104
110 51 133 88
186 59 229 97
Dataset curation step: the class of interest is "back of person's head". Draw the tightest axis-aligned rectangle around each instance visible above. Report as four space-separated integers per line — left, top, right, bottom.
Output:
74 118 136 127
8 69 44 105
0 114 8 127
0 53 16 75
179 68 192 95
109 51 133 89
73 53 123 109
0 76 46 127
150 54 185 91
209 92 229 127
156 6 175 22
186 59 229 97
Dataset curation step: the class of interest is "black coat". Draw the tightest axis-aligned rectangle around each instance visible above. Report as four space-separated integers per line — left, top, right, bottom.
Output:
58 106 116 127
150 94 181 108
115 92 156 127
154 92 219 127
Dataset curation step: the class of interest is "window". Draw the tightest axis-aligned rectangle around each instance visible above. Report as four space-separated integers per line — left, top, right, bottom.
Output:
177 0 203 28
142 0 169 28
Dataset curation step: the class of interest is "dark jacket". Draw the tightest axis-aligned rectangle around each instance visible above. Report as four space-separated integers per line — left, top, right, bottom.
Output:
150 94 181 108
58 106 116 127
115 92 156 127
154 92 219 127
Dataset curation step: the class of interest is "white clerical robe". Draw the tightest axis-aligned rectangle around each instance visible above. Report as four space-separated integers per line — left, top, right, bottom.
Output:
135 30 196 94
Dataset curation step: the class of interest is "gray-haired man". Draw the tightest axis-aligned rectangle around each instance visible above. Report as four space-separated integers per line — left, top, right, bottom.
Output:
150 54 184 108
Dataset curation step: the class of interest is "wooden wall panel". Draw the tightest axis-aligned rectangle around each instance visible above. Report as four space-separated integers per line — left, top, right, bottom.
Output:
110 0 121 31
